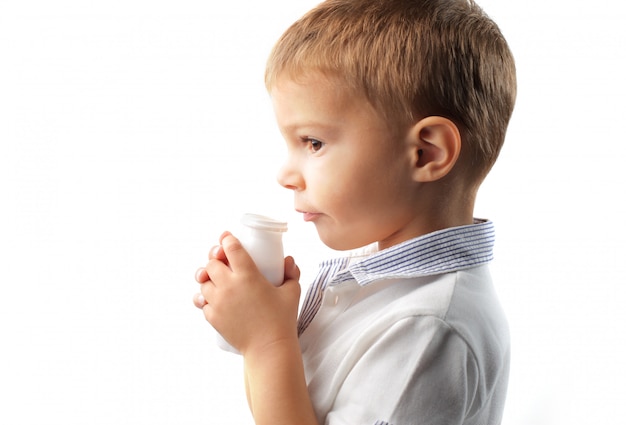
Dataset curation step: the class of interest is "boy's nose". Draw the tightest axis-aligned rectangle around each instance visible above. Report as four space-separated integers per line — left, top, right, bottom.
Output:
276 160 304 191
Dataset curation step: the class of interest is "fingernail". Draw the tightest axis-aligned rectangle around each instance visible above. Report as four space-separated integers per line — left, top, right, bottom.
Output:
209 245 221 259
195 267 208 282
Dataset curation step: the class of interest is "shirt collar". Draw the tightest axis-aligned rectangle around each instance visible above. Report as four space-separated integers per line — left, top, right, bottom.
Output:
324 219 495 287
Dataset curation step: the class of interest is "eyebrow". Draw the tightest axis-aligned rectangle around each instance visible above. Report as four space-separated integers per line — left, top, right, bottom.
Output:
279 120 340 135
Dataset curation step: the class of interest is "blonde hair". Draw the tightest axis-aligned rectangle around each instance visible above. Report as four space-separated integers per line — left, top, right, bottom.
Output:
265 0 517 182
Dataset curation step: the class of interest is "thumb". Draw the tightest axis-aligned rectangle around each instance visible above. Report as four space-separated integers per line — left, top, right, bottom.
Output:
284 256 301 282
281 256 302 307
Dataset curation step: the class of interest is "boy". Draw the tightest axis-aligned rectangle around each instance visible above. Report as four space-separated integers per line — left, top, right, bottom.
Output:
194 0 516 424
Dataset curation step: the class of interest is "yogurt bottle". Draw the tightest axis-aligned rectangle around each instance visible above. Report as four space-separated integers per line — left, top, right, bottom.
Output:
216 213 288 354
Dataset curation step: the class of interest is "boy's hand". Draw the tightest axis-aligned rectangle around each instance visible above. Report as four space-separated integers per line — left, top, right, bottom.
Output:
193 232 301 355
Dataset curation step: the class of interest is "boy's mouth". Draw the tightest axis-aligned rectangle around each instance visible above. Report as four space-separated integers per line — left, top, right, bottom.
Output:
297 209 321 222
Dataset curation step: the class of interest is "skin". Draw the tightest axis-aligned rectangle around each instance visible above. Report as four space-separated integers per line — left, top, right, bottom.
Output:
193 73 475 424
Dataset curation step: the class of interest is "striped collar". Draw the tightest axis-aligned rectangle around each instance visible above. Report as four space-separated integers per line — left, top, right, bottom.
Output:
296 220 495 336
325 219 495 287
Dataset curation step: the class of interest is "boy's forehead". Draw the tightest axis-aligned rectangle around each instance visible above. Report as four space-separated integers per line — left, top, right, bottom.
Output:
273 71 334 92
271 72 371 112
272 74 346 109
275 68 365 95
270 74 392 138
270 77 345 132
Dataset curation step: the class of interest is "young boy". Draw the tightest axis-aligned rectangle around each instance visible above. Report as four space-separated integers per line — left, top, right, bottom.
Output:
194 0 516 424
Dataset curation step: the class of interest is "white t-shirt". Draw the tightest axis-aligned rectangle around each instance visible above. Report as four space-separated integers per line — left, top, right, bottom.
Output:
298 220 509 425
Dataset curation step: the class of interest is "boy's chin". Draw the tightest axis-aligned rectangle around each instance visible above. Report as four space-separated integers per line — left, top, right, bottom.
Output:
316 227 368 252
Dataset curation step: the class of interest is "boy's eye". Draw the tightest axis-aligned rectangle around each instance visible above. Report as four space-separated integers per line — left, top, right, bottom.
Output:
303 138 324 152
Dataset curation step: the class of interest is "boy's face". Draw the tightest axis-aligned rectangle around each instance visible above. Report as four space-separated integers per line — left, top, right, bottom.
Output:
272 74 422 251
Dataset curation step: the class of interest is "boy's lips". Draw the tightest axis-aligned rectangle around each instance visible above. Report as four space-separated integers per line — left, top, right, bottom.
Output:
296 209 321 222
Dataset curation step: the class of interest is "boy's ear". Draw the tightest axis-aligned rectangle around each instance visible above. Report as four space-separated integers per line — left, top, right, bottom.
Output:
408 116 462 182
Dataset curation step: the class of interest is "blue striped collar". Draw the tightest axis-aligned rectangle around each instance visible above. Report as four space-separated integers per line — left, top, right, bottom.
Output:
325 219 495 287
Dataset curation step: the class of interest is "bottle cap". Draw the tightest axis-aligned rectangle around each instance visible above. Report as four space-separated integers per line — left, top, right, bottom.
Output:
241 213 288 233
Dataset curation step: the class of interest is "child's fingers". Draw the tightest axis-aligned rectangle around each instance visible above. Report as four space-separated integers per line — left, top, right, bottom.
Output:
218 231 233 244
195 267 209 283
199 279 216 307
218 233 254 272
192 293 207 309
209 244 227 262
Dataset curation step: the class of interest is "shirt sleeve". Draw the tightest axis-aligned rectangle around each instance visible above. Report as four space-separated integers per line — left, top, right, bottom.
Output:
324 315 480 425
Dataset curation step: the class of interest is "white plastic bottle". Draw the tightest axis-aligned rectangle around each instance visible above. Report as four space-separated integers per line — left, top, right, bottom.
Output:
216 213 288 354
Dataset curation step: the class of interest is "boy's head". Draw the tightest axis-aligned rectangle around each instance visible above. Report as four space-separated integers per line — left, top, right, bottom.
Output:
266 0 517 186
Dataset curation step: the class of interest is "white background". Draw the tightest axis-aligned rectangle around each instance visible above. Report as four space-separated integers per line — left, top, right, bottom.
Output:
1 0 624 424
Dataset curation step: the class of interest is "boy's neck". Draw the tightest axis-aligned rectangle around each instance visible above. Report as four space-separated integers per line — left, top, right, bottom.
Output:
377 186 476 251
